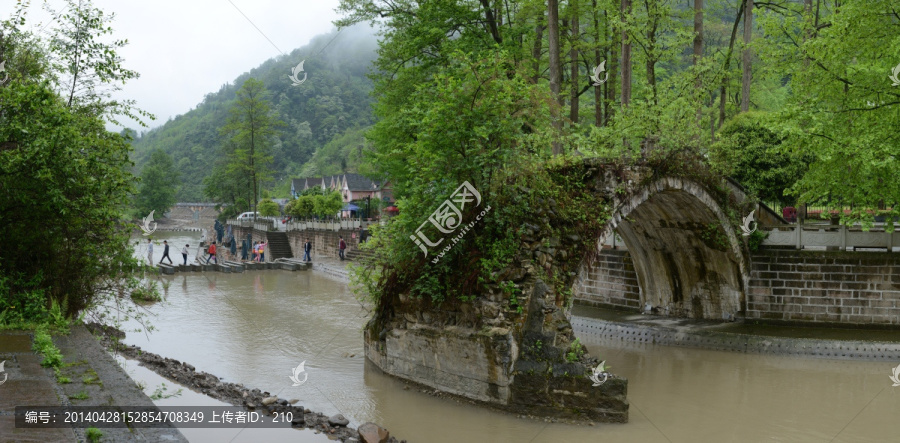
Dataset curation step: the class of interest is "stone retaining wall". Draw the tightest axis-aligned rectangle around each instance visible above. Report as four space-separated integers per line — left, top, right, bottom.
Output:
285 229 361 260
747 250 900 327
231 226 363 261
574 249 900 327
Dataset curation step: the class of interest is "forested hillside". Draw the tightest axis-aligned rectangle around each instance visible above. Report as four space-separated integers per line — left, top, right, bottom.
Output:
130 24 378 201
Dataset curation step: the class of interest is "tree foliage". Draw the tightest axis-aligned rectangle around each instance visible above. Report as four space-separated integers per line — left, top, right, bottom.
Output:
258 198 280 217
214 78 282 216
756 0 900 226
46 0 149 124
314 191 344 218
710 112 810 207
135 149 178 217
0 81 140 318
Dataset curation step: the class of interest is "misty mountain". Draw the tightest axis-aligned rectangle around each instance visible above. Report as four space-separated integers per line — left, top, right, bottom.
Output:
130 24 379 201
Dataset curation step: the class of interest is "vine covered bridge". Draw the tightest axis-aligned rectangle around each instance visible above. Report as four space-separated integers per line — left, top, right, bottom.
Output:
364 159 762 424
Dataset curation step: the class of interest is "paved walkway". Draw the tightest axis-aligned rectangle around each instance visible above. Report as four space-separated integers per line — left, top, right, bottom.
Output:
0 330 76 442
0 327 187 442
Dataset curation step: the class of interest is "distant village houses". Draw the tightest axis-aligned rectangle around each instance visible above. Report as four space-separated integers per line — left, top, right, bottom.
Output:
290 173 395 218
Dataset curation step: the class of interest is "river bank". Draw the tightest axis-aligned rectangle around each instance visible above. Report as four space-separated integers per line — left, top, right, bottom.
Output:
88 323 402 443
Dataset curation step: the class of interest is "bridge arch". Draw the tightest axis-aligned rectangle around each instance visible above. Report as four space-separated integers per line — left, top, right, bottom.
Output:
576 176 750 320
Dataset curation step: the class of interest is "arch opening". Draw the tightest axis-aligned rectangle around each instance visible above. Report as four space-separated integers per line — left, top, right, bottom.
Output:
577 179 749 320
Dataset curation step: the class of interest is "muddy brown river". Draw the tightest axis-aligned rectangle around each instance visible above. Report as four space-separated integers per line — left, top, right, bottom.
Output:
126 232 900 442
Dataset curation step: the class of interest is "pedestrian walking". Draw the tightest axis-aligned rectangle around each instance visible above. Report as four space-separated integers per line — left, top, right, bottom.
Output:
182 244 189 265
206 241 218 264
147 239 154 266
252 241 259 262
196 229 207 262
161 240 173 264
303 238 312 262
338 236 346 261
258 240 266 262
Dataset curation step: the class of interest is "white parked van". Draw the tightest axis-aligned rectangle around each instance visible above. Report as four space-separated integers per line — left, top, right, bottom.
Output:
236 212 259 221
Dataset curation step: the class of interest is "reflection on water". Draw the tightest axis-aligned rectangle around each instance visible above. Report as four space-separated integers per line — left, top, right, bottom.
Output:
126 232 900 442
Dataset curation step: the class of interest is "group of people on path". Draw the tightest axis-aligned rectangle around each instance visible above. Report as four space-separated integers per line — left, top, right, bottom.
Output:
250 240 267 262
145 233 350 267
146 239 193 266
302 236 346 261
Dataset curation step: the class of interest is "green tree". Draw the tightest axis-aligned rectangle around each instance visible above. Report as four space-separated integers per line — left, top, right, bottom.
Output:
258 198 280 217
47 0 149 124
0 5 143 322
219 78 282 218
203 160 252 219
710 112 810 207
0 80 140 319
313 192 344 218
288 195 317 218
135 149 178 217
755 0 900 227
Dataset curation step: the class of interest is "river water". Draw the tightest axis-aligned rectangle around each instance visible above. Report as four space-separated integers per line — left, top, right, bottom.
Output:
124 232 900 442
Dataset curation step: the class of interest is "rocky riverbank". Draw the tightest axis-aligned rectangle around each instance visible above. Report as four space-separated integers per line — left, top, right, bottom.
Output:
86 323 403 443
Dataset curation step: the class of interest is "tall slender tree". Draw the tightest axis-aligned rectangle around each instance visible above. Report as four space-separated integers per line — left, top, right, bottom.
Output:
569 0 580 124
220 78 281 218
549 0 563 155
741 0 753 112
718 0 745 128
620 0 632 106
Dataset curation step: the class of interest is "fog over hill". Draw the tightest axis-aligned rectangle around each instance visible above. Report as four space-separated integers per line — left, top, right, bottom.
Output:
130 23 380 201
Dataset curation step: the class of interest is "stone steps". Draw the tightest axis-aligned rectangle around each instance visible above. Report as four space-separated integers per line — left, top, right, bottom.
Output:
266 231 293 260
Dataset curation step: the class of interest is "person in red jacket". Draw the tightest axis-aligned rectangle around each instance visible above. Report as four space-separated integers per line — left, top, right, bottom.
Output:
338 236 346 261
206 242 218 264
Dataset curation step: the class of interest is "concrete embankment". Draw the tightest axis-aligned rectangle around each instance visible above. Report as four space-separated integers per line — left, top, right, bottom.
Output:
572 303 900 360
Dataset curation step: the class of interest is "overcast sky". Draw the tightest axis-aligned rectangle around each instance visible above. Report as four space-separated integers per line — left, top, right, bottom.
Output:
3 0 347 131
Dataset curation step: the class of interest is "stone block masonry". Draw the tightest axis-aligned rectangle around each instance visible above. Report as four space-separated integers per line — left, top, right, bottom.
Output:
747 250 900 327
575 248 900 328
572 249 641 311
231 226 364 262
285 228 361 261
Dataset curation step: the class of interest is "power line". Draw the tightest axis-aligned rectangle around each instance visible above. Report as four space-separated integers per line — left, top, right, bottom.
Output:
225 0 285 56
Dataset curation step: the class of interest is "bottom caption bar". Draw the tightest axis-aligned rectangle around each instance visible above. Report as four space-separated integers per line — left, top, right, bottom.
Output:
15 406 299 428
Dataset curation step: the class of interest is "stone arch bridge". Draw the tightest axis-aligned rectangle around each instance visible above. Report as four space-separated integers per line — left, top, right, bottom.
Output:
364 159 757 424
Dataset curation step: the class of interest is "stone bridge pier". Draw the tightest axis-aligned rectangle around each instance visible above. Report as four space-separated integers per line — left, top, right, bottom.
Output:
364 159 753 424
